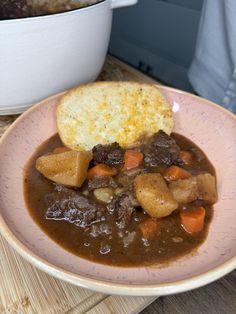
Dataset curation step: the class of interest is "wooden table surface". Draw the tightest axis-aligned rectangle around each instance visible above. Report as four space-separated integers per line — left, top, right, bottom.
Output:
0 55 235 313
142 270 236 314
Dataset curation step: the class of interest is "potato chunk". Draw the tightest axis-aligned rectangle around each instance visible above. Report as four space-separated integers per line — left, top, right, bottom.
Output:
36 150 92 187
134 173 178 218
93 188 114 204
196 173 217 204
169 177 198 204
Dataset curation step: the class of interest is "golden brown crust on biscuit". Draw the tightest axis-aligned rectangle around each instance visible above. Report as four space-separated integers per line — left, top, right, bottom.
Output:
57 81 173 151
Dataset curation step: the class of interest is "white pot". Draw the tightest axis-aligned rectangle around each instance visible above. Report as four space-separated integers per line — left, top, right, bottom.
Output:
0 0 137 114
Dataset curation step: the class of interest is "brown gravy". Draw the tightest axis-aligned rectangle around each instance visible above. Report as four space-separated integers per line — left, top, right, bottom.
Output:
24 133 215 267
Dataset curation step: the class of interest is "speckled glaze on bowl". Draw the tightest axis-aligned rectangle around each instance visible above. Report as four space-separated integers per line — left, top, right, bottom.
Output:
0 85 235 296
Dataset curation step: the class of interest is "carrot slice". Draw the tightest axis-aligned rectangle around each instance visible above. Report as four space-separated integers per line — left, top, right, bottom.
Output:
180 151 193 165
180 207 205 234
164 165 191 181
138 218 160 240
53 146 71 154
87 164 117 180
123 150 144 170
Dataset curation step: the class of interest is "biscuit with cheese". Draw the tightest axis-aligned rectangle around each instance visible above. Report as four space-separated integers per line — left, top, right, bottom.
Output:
57 82 173 151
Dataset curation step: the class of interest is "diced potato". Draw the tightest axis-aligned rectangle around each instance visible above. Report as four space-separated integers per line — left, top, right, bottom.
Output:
36 150 92 187
169 177 198 204
138 218 160 240
134 173 178 218
93 188 114 203
196 173 217 204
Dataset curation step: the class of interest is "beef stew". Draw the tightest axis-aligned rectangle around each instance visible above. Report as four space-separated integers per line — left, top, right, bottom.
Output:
0 0 103 20
24 131 217 266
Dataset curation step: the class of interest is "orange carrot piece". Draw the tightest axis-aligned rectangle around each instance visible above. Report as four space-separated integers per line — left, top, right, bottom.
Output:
87 164 117 180
138 218 160 240
53 146 71 154
180 151 193 165
164 165 191 181
180 207 205 234
123 150 144 170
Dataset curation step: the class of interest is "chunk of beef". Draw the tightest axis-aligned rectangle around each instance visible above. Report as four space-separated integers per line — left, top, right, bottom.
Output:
107 191 139 228
92 142 124 167
142 130 182 167
0 0 29 19
117 167 147 187
45 188 104 228
88 176 118 191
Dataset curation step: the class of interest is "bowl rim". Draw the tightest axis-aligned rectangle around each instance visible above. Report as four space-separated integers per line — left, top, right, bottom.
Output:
0 0 107 24
0 85 235 296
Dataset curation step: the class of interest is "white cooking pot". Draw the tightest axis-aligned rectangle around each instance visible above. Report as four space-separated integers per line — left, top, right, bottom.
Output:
0 0 137 114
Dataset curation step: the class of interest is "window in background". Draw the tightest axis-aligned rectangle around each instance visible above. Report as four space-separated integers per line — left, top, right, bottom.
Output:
109 0 203 92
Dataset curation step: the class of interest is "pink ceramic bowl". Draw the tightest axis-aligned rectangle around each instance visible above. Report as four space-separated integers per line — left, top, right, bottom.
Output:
0 85 235 296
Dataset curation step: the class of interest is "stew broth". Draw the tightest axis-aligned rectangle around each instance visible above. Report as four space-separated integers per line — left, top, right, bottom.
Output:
24 133 215 267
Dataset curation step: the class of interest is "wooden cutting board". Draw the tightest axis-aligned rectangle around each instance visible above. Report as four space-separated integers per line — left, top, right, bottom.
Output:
0 56 159 314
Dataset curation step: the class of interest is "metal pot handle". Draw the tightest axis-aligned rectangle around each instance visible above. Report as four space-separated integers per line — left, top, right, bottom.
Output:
111 0 138 9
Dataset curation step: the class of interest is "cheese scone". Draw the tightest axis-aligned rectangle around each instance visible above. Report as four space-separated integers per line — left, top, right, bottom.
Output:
57 82 173 151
